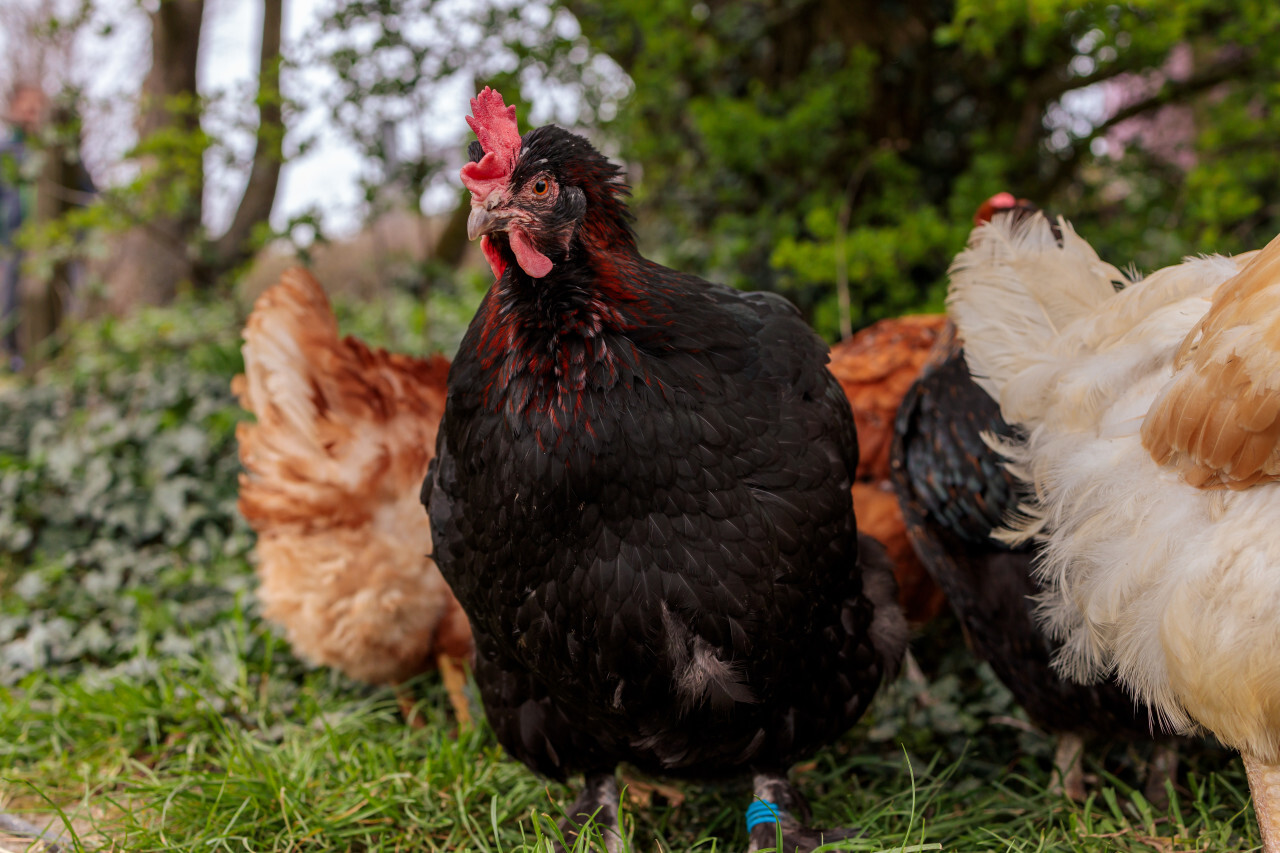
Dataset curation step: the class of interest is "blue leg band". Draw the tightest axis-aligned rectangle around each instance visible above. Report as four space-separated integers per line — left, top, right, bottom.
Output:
746 798 788 832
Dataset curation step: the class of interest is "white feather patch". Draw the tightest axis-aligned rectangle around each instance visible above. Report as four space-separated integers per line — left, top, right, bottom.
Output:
948 216 1280 761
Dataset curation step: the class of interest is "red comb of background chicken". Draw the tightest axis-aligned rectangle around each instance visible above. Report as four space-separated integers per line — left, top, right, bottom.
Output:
974 192 1019 225
461 88 522 202
973 193 1061 246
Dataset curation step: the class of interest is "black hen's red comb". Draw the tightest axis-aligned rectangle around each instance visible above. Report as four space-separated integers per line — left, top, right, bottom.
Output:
460 88 522 201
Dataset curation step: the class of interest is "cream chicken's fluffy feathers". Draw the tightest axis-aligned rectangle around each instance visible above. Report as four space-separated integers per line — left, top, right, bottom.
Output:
1143 243 1280 489
233 269 471 688
948 215 1280 849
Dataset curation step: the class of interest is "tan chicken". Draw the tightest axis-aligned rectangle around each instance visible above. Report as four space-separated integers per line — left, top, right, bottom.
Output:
828 315 950 625
949 213 1280 850
233 268 472 723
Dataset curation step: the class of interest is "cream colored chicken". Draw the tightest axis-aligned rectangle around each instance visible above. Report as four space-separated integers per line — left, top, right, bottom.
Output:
948 215 1280 851
234 269 472 723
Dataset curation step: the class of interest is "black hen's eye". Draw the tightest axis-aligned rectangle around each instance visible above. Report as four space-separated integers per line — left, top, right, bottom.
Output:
533 179 549 196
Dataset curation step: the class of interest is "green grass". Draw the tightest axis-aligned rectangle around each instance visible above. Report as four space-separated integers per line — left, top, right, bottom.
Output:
0 604 1259 852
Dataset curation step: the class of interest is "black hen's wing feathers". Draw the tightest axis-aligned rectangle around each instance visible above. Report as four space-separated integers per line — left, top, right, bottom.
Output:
897 336 1020 546
891 324 1161 737
740 290 860 485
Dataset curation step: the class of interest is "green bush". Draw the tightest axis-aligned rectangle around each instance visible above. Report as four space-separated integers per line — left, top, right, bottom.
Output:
0 299 254 685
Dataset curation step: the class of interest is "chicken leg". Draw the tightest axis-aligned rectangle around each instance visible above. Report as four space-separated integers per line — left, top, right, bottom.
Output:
1050 733 1087 802
1244 753 1280 853
555 771 622 853
436 653 473 728
394 683 426 729
392 655 472 730
1143 741 1179 809
746 773 860 853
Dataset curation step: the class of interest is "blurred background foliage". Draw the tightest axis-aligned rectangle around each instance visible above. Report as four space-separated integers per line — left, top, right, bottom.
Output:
566 0 1280 332
5 0 1280 354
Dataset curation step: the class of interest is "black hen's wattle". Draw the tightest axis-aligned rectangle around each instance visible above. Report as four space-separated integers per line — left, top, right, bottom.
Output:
424 135 904 783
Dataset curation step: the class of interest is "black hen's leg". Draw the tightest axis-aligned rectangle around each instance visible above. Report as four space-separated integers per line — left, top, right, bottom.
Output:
555 770 621 853
1143 741 1179 809
1050 733 1087 802
746 773 860 853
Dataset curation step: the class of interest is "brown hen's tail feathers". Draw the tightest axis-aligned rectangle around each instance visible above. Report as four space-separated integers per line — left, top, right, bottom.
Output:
234 269 450 514
235 268 470 688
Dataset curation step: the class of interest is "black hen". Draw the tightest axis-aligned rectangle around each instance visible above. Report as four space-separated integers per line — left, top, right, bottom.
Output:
423 88 907 851
888 198 1179 802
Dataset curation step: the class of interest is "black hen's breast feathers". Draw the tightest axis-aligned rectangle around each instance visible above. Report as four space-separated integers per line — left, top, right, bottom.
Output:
427 248 904 780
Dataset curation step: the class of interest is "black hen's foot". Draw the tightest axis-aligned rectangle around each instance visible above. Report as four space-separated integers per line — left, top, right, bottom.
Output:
746 774 860 853
554 771 622 853
1050 733 1087 802
1143 741 1179 809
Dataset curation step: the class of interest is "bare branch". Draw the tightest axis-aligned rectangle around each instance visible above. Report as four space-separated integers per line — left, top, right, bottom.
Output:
206 0 284 277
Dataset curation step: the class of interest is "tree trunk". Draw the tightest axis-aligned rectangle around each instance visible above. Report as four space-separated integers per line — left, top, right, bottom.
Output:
433 192 472 269
18 106 99 370
103 0 205 314
103 0 288 312
18 135 72 367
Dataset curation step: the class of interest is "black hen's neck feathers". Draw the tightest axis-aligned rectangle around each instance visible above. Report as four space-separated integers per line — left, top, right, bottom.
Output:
478 126 653 372
513 125 637 258
473 127 700 428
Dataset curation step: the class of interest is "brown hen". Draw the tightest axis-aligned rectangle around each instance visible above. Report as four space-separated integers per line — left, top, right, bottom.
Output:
233 268 472 723
828 315 949 625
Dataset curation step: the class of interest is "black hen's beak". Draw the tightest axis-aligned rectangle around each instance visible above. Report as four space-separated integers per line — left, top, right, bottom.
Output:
467 205 508 241
464 141 498 240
